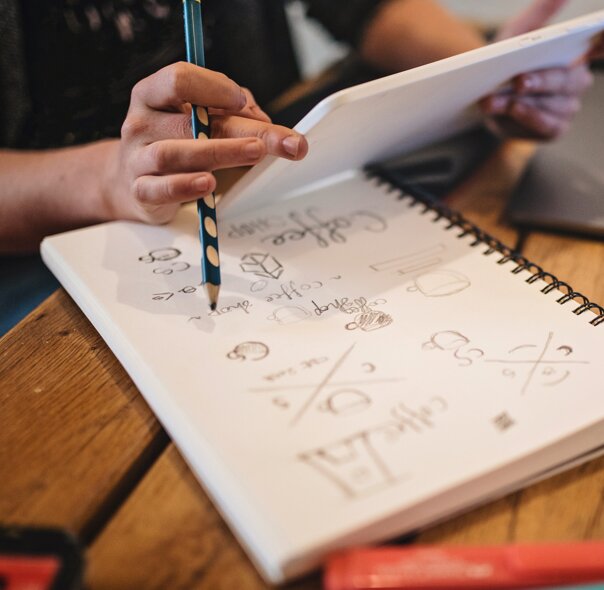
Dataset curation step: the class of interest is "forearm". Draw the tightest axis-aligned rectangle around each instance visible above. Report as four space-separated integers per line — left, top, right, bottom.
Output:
359 0 485 73
0 140 118 253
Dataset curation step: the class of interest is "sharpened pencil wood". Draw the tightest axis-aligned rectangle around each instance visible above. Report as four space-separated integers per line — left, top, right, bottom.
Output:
205 283 220 311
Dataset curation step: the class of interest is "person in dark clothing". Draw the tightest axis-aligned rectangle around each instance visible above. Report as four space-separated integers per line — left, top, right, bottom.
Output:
0 0 599 334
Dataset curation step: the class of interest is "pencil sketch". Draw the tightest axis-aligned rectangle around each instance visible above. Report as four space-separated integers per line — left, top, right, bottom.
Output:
265 280 323 303
226 342 270 362
299 397 447 498
189 300 253 322
240 252 284 280
422 331 484 367
251 275 340 297
289 343 356 426
492 412 515 432
408 269 471 297
250 345 404 426
152 261 190 275
345 310 393 332
226 215 286 239
178 285 197 294
370 244 445 275
250 280 268 293
388 397 448 434
262 207 387 249
311 296 388 318
262 357 329 383
318 389 372 417
138 247 181 264
266 305 311 325
484 332 589 394
272 397 290 409
150 284 198 302
299 431 401 498
208 300 253 317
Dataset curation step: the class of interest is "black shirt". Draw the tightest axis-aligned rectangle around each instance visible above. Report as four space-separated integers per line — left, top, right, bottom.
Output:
15 0 383 149
19 0 184 147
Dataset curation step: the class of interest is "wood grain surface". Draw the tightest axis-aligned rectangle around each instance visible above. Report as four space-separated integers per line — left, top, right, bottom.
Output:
444 139 535 246
1 141 602 590
86 446 294 590
0 290 168 541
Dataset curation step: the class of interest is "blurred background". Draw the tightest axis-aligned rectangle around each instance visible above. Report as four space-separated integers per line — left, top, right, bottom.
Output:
287 0 604 78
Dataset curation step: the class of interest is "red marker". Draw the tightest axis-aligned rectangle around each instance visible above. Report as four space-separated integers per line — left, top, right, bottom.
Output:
324 543 604 590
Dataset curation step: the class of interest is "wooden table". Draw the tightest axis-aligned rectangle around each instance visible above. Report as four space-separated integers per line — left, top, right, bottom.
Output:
1 141 603 589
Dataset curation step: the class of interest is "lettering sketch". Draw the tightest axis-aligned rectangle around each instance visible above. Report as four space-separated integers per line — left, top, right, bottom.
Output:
250 344 404 426
265 280 324 303
422 331 485 367
423 331 589 395
484 332 589 395
299 397 448 498
227 216 286 239
311 296 387 318
262 208 387 248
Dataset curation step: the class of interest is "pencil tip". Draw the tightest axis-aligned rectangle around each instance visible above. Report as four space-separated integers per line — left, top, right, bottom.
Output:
205 283 220 310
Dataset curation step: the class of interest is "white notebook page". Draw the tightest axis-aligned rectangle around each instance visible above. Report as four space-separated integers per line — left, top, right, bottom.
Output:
42 172 604 582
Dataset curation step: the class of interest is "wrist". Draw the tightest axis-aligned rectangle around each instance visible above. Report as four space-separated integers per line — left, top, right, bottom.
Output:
96 139 123 222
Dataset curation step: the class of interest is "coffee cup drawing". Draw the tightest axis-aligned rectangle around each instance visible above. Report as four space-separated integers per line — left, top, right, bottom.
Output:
408 269 471 297
346 310 393 332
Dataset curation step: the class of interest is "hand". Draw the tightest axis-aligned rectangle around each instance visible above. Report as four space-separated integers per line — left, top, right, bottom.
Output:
102 62 308 224
590 33 604 60
480 0 595 141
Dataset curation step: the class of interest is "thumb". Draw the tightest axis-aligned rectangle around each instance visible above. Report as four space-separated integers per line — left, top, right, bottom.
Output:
496 0 568 41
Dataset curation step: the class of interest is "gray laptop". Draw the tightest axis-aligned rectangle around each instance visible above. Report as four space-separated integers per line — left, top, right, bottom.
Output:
506 67 604 237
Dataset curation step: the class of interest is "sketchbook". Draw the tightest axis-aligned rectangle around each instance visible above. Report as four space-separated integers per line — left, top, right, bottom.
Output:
41 12 604 585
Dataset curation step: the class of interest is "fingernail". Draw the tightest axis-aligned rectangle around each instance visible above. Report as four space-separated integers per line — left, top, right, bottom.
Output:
244 140 263 159
239 89 247 109
282 135 300 157
194 176 210 192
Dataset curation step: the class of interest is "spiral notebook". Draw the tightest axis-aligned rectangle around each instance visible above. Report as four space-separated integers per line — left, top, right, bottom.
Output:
41 13 604 584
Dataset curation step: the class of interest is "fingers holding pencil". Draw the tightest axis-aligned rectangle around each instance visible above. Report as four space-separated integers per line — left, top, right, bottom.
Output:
123 62 307 160
131 62 247 114
105 61 308 226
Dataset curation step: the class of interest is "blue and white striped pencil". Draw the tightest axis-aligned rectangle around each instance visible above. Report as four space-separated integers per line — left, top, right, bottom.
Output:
183 0 220 310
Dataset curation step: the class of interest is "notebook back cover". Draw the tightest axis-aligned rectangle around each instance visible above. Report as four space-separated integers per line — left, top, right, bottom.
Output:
220 11 604 218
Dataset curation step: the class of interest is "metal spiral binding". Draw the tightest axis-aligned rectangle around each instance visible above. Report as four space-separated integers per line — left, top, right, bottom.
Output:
366 167 604 327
